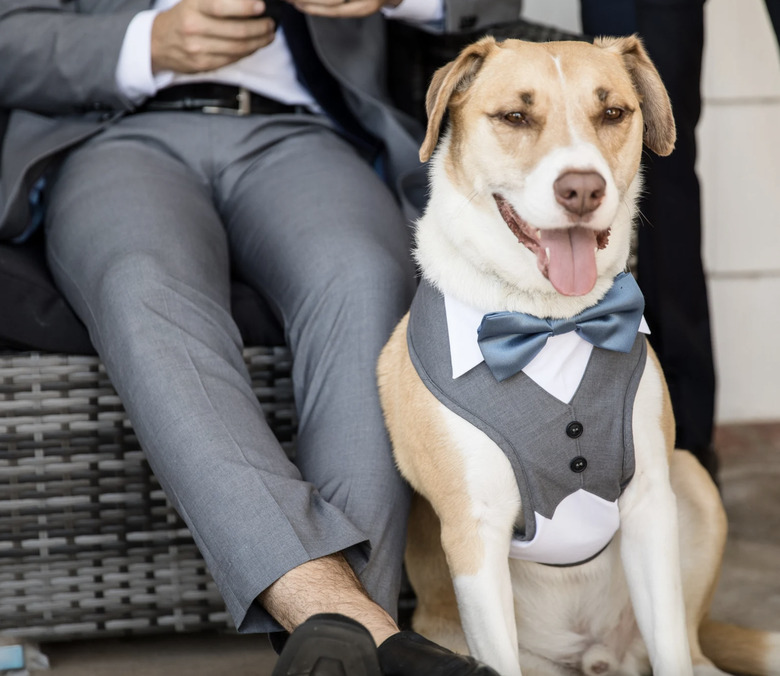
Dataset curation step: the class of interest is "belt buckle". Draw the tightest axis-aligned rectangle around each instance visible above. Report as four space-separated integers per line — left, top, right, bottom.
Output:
202 87 251 116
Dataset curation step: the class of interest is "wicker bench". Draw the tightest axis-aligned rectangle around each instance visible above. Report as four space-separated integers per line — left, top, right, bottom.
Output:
0 347 295 641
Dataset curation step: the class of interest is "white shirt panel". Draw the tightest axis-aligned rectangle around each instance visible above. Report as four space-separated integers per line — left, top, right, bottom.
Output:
508 489 620 564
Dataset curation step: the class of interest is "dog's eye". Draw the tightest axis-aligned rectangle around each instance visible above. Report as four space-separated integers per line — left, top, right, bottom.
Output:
503 111 528 125
604 107 624 122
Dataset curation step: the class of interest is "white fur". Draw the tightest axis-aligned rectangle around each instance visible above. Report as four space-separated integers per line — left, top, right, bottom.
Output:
509 142 620 233
415 135 642 320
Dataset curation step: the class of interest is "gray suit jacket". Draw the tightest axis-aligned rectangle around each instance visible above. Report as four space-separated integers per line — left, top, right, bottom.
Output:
0 0 521 240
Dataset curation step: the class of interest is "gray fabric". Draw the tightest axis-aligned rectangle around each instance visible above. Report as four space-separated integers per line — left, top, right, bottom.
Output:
44 112 416 632
407 279 646 542
0 0 428 240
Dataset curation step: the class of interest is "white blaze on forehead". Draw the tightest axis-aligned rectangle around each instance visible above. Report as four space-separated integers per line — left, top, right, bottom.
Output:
550 53 581 145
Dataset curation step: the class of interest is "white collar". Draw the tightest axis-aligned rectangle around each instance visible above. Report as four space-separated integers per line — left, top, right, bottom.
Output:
443 293 650 404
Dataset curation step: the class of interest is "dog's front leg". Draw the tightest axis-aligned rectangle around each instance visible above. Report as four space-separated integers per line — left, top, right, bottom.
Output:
621 480 692 674
619 362 693 676
443 518 522 676
439 413 525 676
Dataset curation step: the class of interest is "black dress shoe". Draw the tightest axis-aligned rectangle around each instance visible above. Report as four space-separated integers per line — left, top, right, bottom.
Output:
272 614 382 676
377 630 501 676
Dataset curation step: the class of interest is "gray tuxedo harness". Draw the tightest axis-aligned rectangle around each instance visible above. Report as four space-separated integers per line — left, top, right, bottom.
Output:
406 280 648 565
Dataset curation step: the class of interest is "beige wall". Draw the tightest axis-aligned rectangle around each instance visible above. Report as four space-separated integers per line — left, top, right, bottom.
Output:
521 0 780 423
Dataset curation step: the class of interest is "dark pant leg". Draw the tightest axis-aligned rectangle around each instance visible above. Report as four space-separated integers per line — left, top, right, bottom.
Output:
580 0 637 36
766 0 780 43
633 0 716 472
582 0 716 474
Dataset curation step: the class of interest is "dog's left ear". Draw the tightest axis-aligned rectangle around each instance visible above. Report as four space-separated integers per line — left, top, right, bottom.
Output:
419 36 497 163
596 35 677 157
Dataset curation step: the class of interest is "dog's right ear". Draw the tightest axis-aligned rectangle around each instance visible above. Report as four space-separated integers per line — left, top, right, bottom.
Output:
419 36 497 163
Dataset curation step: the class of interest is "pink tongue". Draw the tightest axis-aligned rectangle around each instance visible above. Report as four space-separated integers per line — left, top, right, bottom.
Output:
539 227 598 296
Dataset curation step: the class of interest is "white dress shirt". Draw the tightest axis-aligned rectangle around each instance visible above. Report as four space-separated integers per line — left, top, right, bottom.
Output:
116 0 444 105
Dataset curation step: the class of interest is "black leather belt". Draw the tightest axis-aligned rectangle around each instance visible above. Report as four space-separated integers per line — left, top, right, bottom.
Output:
138 83 310 116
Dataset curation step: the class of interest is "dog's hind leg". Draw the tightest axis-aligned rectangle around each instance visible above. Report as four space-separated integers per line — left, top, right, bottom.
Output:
676 450 780 675
670 449 731 673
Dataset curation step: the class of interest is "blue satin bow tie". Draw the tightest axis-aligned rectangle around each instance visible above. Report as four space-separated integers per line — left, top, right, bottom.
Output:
477 272 645 382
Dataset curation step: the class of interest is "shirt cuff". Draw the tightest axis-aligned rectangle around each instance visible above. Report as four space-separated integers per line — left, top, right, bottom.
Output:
382 0 444 27
115 9 173 104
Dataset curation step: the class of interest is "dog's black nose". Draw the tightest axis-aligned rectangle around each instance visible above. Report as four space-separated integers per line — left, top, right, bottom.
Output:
554 171 606 216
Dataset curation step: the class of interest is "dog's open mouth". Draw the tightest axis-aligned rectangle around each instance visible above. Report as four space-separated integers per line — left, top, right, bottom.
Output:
493 194 610 297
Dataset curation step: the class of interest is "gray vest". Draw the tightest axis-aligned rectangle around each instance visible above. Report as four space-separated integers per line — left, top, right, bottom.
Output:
407 280 647 558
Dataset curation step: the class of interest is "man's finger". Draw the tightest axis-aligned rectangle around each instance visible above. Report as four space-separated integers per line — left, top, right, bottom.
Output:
196 0 269 19
293 0 380 17
195 13 276 41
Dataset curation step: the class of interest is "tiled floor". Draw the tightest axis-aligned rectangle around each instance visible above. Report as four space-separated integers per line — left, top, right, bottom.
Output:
24 422 780 675
707 423 780 633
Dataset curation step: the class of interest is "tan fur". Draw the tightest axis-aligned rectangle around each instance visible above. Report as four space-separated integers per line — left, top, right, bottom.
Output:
595 36 676 156
649 346 677 458
378 317 487 577
700 620 773 675
404 493 469 654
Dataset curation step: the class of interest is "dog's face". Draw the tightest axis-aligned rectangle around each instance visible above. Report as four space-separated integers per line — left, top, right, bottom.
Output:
417 36 675 311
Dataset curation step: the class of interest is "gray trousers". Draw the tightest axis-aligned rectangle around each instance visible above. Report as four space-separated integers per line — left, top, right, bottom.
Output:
44 111 416 633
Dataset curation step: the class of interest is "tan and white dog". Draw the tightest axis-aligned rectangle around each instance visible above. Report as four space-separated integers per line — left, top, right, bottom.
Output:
377 36 780 676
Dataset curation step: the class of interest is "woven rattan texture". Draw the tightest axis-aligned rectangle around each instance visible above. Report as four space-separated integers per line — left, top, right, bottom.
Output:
0 348 295 641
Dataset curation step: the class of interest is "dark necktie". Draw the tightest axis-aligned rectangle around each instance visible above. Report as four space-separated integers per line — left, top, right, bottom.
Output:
277 5 381 156
477 272 645 382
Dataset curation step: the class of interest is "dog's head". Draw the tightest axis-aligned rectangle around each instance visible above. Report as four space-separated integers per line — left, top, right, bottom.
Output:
415 36 675 315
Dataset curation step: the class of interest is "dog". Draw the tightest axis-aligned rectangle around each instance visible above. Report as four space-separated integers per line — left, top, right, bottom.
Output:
377 35 780 676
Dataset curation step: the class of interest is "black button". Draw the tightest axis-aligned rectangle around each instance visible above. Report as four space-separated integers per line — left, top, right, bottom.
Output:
566 421 584 438
570 456 588 473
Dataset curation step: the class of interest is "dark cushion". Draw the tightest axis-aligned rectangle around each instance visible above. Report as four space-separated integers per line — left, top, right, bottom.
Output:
0 230 285 354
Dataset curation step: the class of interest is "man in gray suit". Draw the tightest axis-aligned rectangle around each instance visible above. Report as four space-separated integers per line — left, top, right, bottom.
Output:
0 0 519 672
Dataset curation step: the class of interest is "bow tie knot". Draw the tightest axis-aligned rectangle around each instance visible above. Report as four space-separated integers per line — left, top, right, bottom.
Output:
476 272 645 382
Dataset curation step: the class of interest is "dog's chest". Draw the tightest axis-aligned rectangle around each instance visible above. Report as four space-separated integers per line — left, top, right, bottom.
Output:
407 280 648 565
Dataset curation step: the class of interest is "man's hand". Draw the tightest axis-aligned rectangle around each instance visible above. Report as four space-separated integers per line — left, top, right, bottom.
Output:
290 0 401 19
151 0 278 74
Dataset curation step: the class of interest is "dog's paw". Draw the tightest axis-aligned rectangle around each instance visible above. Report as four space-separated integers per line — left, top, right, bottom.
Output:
581 644 618 676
